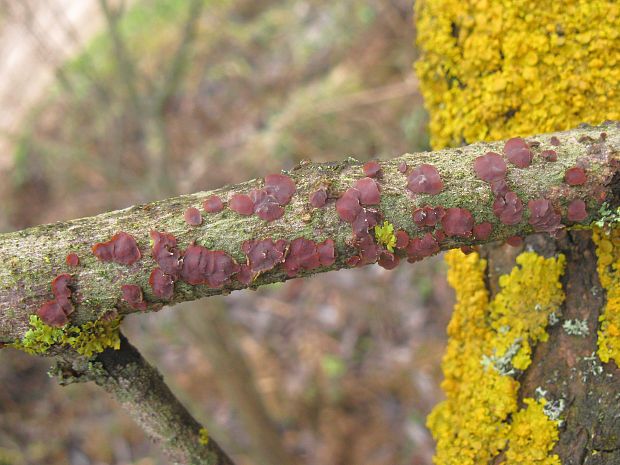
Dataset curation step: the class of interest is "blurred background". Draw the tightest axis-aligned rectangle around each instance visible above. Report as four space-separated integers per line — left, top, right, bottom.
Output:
0 1 454 464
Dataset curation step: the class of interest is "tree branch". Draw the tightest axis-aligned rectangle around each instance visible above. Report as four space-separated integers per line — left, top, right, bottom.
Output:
52 333 236 465
1 122 618 343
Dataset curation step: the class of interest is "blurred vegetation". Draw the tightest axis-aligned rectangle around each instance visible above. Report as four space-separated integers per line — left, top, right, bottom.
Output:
0 1 449 465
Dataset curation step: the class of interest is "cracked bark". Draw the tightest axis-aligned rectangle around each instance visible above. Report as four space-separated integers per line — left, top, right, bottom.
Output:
0 122 619 344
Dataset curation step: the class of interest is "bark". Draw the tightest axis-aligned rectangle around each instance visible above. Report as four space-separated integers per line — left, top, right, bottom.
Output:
52 333 235 465
484 231 620 464
1 122 619 344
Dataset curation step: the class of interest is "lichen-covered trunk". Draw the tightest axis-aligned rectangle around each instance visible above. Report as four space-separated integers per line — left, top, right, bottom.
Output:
428 230 620 464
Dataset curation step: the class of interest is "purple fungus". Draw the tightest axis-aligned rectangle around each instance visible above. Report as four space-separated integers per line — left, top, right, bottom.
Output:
229 194 254 215
242 239 288 274
378 252 399 270
336 189 362 222
441 208 474 237
528 199 563 234
398 162 408 174
406 233 439 262
354 177 381 205
181 245 239 287
352 208 379 237
184 207 203 226
51 274 73 315
395 230 409 249
92 232 141 265
567 199 587 222
493 191 523 225
149 268 175 300
121 284 147 311
66 253 79 267
413 206 445 227
407 164 444 195
460 246 474 255
550 136 561 146
490 178 509 196
363 161 382 178
203 195 224 213
474 152 507 181
540 150 558 162
37 301 68 327
504 137 533 168
347 255 361 267
356 233 382 265
309 188 328 208
506 236 523 247
250 189 285 221
473 222 493 240
434 230 446 243
264 174 296 205
283 238 322 276
317 239 336 267
565 167 587 186
236 265 254 285
150 230 182 278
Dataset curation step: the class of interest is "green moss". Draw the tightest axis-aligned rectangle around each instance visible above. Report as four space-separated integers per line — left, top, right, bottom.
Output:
10 315 121 357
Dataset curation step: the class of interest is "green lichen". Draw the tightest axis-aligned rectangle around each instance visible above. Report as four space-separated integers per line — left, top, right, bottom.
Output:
374 220 396 252
10 314 121 357
198 427 210 446
593 202 620 229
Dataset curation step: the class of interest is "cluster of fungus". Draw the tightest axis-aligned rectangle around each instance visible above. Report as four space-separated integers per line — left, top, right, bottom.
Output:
336 177 381 237
37 274 74 327
228 173 296 221
92 232 141 265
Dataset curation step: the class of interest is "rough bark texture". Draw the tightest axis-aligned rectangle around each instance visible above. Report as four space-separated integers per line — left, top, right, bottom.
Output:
1 122 619 344
53 333 235 465
483 231 620 464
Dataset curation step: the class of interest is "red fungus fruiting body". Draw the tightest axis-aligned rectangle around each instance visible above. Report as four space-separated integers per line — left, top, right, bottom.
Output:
355 233 383 266
354 177 380 205
407 164 444 195
203 195 224 213
490 178 509 196
528 199 563 234
567 199 588 222
242 239 288 275
346 255 361 267
92 232 141 265
149 268 175 300
229 194 254 215
504 137 533 168
150 230 182 278
565 167 587 186
363 161 382 178
441 208 474 237
506 236 523 247
37 301 68 327
309 188 328 208
184 207 203 226
351 209 380 237
282 238 335 277
406 233 439 262
434 230 446 243
398 162 408 174
493 191 523 225
264 174 296 205
413 206 446 228
235 265 254 285
336 189 362 222
181 245 239 287
378 252 399 270
460 245 474 255
540 150 558 162
473 222 493 240
37 273 74 327
121 284 147 311
395 230 409 249
250 189 285 221
66 253 79 267
550 136 561 146
474 152 507 182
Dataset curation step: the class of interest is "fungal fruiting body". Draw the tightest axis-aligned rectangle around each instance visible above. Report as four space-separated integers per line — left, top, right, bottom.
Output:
413 206 446 227
203 195 224 213
150 230 182 278
65 253 79 267
474 152 507 182
473 222 493 240
441 208 474 237
36 274 74 327
566 200 587 222
565 167 587 186
363 160 382 178
336 177 381 238
181 245 239 287
184 207 203 226
283 238 335 277
92 232 141 265
528 199 563 235
493 192 523 225
229 173 296 221
407 164 444 195
121 284 147 311
309 188 328 208
504 138 533 168
242 239 288 279
540 150 557 162
229 194 254 215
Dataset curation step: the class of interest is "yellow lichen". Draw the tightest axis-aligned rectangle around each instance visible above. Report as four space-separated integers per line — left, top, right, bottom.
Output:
592 226 620 363
374 220 396 252
198 427 210 446
10 314 121 357
428 250 564 465
415 0 620 149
